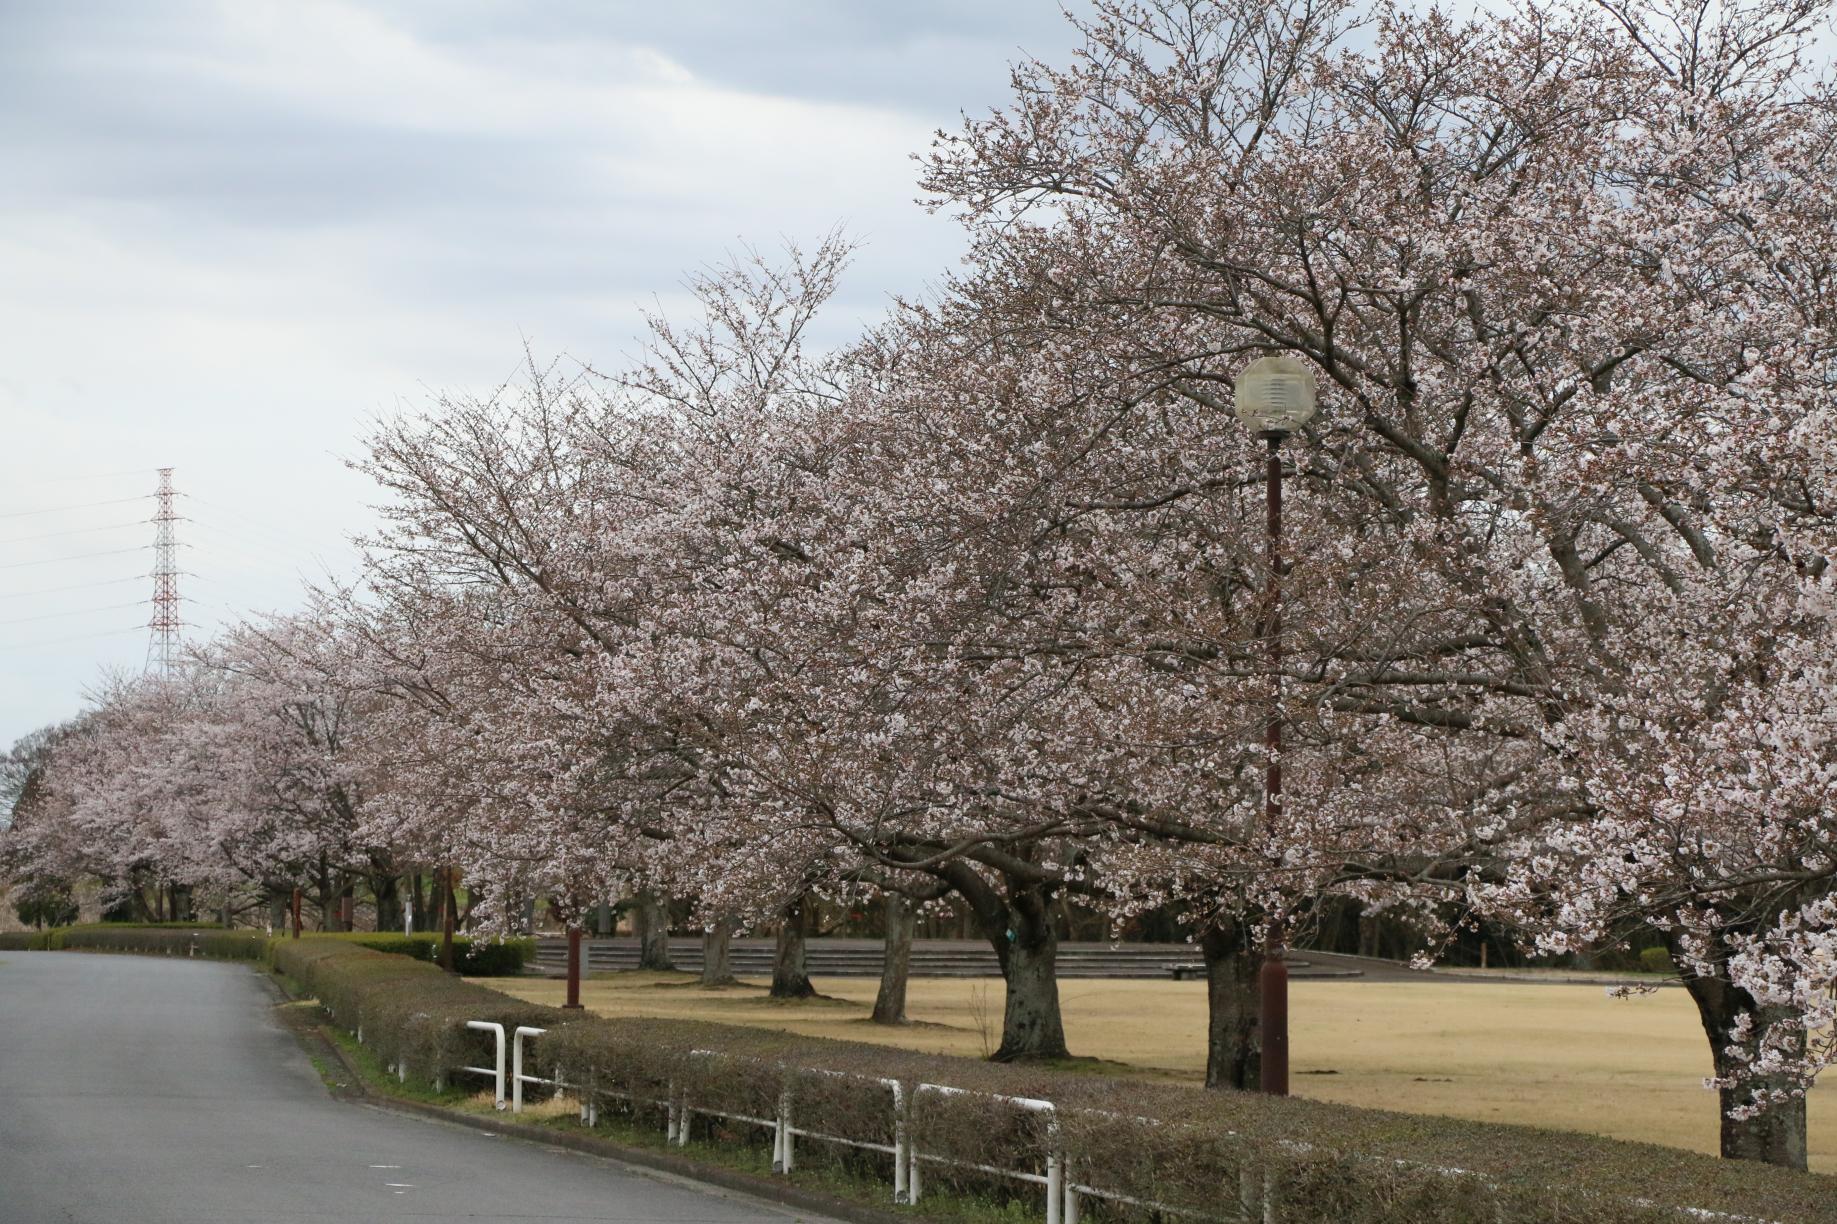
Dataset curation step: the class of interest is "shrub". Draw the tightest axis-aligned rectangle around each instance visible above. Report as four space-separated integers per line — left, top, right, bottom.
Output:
0 930 54 950
270 939 561 1081
55 927 267 959
13 881 79 928
295 932 533 976
1639 946 1673 975
532 1015 1837 1224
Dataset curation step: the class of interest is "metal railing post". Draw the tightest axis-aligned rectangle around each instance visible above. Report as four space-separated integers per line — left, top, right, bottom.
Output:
512 1026 545 1113
773 1088 793 1171
463 1020 506 1110
1045 1113 1062 1224
891 1081 907 1203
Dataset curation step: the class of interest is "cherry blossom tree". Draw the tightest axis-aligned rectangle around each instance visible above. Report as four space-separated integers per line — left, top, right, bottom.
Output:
922 0 1837 1163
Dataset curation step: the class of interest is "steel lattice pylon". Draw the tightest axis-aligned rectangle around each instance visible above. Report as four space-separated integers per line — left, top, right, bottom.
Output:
147 467 182 675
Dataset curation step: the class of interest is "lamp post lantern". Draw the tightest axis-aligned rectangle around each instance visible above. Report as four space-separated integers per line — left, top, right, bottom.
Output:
1232 355 1318 1097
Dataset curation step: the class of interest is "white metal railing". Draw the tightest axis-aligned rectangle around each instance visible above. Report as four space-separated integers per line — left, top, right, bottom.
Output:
512 1025 546 1112
457 1020 506 1109
907 1082 1064 1222
452 1016 1771 1224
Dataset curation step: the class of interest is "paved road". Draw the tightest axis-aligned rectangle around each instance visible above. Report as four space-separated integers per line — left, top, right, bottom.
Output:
0 952 842 1223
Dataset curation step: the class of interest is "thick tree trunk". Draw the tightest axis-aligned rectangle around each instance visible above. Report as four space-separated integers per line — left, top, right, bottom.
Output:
1680 962 1809 1169
701 925 737 987
1201 920 1264 1090
990 915 1066 1061
771 896 817 999
872 891 915 1025
372 872 402 934
633 890 675 971
266 887 289 935
933 863 1071 1061
314 858 334 931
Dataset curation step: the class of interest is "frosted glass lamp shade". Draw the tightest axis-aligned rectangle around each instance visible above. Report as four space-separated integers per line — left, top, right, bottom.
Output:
1233 356 1319 436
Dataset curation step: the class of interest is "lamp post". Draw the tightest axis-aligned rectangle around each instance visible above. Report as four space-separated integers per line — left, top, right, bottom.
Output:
564 925 585 1009
1232 355 1318 1097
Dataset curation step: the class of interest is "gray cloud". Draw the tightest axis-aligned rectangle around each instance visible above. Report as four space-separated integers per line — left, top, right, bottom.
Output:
0 0 1093 747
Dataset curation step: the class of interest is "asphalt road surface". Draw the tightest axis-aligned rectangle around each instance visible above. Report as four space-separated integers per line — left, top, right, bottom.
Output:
0 951 842 1224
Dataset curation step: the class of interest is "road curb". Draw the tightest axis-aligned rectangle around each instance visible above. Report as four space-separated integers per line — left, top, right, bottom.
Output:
308 1018 913 1224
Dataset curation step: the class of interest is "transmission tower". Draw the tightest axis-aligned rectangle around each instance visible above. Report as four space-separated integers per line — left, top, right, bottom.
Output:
147 467 182 676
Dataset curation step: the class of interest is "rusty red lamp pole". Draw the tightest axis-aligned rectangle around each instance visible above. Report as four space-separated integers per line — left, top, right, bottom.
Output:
1233 355 1319 1098
564 925 584 1010
290 886 302 939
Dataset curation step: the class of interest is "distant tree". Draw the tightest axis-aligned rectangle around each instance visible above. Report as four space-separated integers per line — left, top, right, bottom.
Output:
13 880 78 929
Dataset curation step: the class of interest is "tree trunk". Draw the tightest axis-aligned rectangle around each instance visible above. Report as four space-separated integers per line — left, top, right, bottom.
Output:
933 863 1071 1061
1679 956 1809 1169
771 896 816 999
990 913 1066 1061
1202 920 1263 1090
438 868 457 973
266 887 289 935
872 891 915 1025
372 872 402 933
327 879 349 932
701 925 736 987
633 890 675 971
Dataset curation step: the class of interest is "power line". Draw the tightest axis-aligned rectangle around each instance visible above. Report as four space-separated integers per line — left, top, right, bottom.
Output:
0 575 150 601
0 468 159 489
0 545 151 571
0 495 152 521
0 600 148 627
0 625 148 651
180 495 340 555
0 519 150 547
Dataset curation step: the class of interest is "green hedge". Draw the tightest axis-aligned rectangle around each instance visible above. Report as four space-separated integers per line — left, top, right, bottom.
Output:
528 1016 1837 1224
0 924 530 975
270 938 561 1081
295 932 533 976
54 927 269 959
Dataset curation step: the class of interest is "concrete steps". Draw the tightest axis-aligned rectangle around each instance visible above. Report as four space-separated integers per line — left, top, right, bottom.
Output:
531 937 1362 980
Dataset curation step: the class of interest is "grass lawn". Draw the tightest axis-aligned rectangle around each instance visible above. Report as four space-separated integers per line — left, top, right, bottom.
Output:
483 970 1837 1172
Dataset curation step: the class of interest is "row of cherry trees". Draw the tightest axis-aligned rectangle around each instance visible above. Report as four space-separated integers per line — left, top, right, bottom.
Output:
2 0 1831 1169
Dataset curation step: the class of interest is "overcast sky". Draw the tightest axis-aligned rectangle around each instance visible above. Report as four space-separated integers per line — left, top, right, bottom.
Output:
0 1 1092 748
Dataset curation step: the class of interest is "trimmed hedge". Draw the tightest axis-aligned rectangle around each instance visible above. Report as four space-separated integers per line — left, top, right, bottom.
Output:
270 938 562 1081
297 931 534 976
529 1014 1837 1224
0 924 529 975
55 927 270 959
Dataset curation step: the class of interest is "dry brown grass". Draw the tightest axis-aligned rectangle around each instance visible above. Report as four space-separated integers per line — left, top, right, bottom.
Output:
481 970 1837 1171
